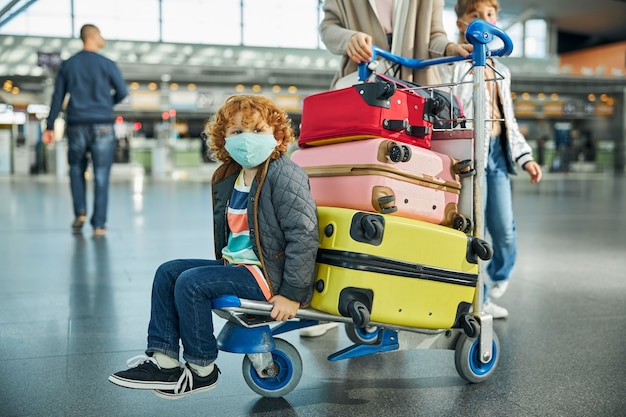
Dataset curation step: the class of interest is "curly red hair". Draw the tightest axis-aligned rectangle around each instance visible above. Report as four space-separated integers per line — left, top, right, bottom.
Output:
204 94 295 163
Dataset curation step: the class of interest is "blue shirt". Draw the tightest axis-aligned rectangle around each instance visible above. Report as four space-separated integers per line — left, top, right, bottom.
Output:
46 50 128 129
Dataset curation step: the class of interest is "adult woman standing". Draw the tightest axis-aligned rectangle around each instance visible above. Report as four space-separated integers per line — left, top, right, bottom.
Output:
319 0 471 88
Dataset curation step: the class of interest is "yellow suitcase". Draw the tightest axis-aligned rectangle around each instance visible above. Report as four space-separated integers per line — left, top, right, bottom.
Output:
311 206 491 329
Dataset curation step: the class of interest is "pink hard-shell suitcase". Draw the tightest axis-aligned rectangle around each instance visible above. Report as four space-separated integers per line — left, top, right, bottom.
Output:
291 138 474 230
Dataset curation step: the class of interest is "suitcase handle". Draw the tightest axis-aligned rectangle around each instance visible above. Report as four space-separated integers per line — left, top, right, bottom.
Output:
357 19 513 81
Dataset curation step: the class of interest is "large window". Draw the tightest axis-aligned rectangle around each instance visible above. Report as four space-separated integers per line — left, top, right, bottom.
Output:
0 0 324 48
0 0 546 56
73 0 160 41
161 0 241 45
0 0 72 37
525 19 547 58
242 0 321 48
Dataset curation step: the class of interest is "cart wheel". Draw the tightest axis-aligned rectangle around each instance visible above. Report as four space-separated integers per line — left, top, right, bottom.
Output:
454 332 500 383
452 214 468 231
242 338 302 398
345 323 380 345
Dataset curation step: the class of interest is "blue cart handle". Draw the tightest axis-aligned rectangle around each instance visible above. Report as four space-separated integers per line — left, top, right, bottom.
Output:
358 19 513 81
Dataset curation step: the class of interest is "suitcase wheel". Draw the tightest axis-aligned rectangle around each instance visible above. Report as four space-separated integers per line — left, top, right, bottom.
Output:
454 159 476 178
377 80 397 99
360 214 386 239
376 195 397 214
387 142 412 163
347 300 370 328
380 206 397 214
452 214 468 232
339 288 373 328
460 314 480 338
452 214 473 234
463 217 474 234
471 238 493 261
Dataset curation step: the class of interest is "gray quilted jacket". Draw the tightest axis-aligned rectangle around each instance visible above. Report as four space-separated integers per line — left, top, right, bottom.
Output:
211 155 319 305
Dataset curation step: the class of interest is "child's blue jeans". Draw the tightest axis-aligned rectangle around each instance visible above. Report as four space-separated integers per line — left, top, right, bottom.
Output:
146 259 266 366
484 136 517 288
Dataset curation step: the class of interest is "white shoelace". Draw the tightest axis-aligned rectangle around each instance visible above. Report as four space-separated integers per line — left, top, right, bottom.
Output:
124 354 191 393
172 365 195 394
126 354 157 368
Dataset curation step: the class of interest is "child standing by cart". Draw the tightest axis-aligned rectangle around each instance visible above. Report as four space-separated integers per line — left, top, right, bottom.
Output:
439 0 543 318
109 95 319 398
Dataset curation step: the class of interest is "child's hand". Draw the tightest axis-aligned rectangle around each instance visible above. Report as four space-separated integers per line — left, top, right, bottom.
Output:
524 161 543 183
445 42 473 58
268 295 300 321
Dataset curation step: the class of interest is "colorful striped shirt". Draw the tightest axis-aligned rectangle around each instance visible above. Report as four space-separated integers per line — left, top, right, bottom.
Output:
221 170 271 300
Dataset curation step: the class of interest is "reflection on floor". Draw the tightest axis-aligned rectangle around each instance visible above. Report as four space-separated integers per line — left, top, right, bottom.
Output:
1 172 625 417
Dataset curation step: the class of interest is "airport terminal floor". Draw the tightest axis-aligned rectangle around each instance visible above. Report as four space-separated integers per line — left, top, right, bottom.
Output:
1 167 625 417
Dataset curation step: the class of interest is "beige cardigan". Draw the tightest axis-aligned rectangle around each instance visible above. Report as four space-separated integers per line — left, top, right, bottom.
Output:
320 0 452 88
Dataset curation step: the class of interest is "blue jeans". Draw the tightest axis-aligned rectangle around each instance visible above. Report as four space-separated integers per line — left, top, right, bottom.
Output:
66 124 116 229
485 136 517 286
146 259 266 366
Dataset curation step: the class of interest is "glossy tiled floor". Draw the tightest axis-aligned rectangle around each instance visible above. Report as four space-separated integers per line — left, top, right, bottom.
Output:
1 168 625 417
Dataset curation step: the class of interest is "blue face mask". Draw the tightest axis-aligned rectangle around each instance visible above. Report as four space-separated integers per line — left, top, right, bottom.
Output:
224 132 277 168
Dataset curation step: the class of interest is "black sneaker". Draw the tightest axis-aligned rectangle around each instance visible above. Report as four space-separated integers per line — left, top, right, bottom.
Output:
152 363 220 400
108 355 183 390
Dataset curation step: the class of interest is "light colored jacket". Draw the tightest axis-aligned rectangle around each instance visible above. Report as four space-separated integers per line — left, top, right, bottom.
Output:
320 0 452 88
212 155 319 305
438 59 535 174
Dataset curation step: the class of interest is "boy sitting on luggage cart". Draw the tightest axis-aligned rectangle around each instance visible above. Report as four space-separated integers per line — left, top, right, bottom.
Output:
109 95 319 399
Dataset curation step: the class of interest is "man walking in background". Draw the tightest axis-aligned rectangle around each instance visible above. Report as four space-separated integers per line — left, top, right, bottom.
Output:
43 24 128 236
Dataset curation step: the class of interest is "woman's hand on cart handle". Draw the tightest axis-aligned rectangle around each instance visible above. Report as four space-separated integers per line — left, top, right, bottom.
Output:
347 32 374 64
357 20 513 81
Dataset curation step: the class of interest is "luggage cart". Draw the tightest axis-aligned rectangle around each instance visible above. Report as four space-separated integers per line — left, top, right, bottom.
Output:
211 20 514 398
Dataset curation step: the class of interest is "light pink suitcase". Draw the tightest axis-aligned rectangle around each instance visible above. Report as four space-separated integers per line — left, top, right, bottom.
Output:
291 138 474 231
